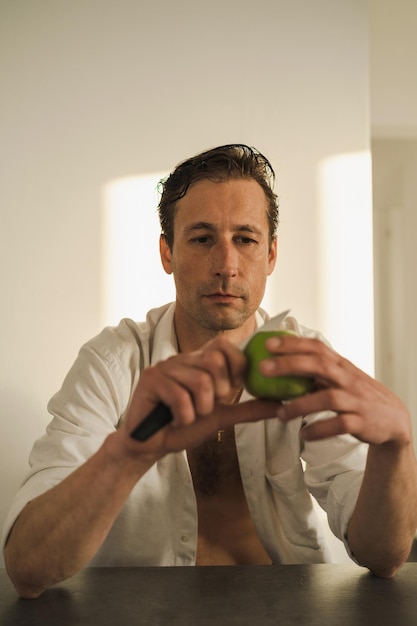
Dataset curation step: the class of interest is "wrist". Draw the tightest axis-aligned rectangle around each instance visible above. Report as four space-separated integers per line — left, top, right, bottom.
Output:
367 439 416 474
103 430 160 478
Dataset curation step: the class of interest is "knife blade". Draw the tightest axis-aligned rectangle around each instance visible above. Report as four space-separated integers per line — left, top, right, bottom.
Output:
130 309 291 441
238 309 291 350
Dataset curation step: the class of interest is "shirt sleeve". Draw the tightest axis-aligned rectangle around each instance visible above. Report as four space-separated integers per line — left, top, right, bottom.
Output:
285 315 368 561
1 323 137 548
301 415 368 563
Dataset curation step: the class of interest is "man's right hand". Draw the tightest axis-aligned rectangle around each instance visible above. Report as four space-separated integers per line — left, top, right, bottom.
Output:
116 335 282 459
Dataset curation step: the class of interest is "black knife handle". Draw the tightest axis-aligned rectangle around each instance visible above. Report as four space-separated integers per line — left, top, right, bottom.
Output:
130 402 173 441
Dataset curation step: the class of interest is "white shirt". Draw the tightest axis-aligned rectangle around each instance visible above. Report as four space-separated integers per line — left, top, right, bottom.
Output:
2 303 367 565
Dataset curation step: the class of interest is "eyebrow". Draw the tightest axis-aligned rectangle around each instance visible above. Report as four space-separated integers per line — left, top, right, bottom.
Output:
183 222 264 236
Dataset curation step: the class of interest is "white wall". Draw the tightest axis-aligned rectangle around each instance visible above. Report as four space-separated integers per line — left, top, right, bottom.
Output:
369 0 417 137
0 0 371 566
372 141 417 452
370 0 417 451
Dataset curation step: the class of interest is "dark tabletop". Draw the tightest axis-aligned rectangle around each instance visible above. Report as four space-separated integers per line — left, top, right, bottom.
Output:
1 563 417 626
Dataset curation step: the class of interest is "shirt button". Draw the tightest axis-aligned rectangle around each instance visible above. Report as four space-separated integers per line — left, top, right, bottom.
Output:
181 535 188 543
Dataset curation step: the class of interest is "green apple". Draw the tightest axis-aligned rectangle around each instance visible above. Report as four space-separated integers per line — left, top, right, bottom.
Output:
244 330 314 400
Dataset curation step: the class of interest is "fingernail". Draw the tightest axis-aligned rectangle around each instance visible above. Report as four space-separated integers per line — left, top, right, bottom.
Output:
260 360 275 374
276 406 286 420
265 337 282 349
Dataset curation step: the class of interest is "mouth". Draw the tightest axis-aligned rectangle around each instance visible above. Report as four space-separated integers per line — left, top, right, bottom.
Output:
205 292 242 303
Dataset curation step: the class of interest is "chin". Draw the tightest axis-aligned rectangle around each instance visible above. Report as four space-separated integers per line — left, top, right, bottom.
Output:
200 309 251 332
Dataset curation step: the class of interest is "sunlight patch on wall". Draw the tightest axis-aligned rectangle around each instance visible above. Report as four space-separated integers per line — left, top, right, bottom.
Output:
101 173 175 327
318 151 374 375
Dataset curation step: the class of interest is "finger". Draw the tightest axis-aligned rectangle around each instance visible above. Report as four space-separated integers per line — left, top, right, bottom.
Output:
164 398 285 451
174 339 246 405
275 388 359 422
216 397 284 429
158 358 219 415
260 345 359 391
265 333 331 356
196 336 247 389
126 366 197 431
300 413 364 441
264 334 381 393
180 350 233 403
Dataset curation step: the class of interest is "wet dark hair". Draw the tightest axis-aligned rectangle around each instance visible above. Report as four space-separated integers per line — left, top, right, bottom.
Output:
158 144 279 249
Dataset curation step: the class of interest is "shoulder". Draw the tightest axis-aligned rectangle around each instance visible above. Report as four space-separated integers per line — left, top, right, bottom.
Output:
46 303 177 423
81 303 176 366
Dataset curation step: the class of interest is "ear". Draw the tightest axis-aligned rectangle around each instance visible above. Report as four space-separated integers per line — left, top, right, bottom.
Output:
159 234 173 275
267 237 278 275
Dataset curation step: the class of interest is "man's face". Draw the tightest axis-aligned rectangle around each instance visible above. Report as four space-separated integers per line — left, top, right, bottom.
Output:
160 178 277 334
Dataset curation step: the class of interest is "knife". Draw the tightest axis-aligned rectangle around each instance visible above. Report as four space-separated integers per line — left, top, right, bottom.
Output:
130 309 291 441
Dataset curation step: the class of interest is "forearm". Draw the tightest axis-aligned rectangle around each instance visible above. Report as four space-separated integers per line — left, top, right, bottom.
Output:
348 442 417 578
4 432 156 598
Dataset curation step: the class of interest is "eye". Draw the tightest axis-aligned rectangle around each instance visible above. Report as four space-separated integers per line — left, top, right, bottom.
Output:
234 235 258 244
190 235 212 244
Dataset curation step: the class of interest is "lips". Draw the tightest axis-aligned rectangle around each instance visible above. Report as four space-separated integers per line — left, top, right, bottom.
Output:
204 292 243 305
200 282 246 301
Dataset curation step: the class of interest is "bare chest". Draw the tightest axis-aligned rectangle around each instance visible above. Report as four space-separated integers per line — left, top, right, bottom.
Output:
187 430 271 566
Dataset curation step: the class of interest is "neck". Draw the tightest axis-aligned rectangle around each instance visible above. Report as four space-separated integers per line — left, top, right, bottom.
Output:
174 310 257 353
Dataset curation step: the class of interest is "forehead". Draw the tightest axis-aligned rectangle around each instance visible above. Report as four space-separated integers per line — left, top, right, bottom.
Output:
174 178 269 229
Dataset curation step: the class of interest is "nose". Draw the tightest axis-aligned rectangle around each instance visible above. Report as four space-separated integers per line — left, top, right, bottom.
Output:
210 239 238 278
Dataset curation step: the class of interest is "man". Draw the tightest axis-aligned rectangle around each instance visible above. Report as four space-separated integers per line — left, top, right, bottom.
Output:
3 144 417 598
